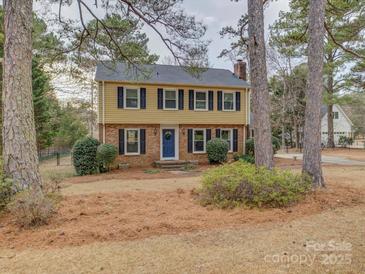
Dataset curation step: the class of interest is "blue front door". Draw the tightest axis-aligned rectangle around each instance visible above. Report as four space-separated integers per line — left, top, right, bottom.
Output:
162 129 175 158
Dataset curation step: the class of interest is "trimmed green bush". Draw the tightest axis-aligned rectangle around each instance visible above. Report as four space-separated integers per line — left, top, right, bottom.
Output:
246 137 281 156
72 137 100 176
198 162 311 208
97 143 118 172
206 138 229 164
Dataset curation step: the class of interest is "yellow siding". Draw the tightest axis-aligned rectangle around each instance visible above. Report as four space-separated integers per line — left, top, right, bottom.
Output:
100 81 249 125
97 82 103 124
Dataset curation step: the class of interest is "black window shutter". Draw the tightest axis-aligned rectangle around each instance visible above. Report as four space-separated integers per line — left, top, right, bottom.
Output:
189 90 194 110
208 91 214 111
206 129 211 142
217 91 222 111
157 88 163 109
140 88 146 109
140 129 146 154
119 129 125 155
235 91 241 111
178 89 184 110
188 129 193 153
118 87 124 108
216 128 221 138
233 129 238 152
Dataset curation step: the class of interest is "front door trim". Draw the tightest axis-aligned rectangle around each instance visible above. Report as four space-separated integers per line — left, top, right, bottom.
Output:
160 124 179 160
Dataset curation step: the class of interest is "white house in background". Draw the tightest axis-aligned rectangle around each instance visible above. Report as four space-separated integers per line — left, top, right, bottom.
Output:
321 104 354 146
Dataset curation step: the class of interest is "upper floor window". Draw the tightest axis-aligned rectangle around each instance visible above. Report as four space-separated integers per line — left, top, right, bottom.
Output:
193 129 206 153
223 92 235 111
220 129 233 151
125 88 140 109
333 111 339 119
164 89 178 110
194 91 208 111
125 129 140 155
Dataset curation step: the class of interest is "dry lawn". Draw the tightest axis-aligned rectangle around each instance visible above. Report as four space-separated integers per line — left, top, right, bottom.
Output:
1 158 365 274
321 148 365 161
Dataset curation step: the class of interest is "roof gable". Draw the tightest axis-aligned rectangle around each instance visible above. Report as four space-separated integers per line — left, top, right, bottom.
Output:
95 62 250 88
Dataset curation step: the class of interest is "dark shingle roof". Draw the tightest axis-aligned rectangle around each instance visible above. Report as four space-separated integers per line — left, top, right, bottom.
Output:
95 62 250 88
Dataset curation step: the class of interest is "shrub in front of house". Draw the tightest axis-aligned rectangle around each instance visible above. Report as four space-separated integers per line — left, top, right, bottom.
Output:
198 162 311 208
72 137 100 176
8 190 56 227
97 143 118 172
233 153 255 164
206 138 229 164
338 136 353 148
246 137 281 156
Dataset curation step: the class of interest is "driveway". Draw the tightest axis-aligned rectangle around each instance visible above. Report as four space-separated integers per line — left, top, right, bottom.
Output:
275 153 365 165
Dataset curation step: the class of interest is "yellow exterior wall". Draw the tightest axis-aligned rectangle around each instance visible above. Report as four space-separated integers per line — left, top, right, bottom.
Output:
98 81 249 125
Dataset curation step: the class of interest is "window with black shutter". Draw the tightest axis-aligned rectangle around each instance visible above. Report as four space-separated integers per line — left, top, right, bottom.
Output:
119 129 125 155
233 129 238 152
217 91 222 111
140 129 146 154
140 88 146 109
206 129 211 142
178 89 184 110
189 90 194 110
187 129 193 153
117 87 124 108
157 88 163 109
235 91 241 111
216 128 221 138
208 91 214 111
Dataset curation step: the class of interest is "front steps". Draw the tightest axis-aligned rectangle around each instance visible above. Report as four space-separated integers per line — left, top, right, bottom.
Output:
154 160 198 170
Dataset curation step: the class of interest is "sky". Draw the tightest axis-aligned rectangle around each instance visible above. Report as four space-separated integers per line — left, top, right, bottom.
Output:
34 0 290 99
145 0 290 70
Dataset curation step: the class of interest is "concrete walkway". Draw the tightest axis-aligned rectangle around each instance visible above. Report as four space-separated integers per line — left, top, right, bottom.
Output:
275 153 365 166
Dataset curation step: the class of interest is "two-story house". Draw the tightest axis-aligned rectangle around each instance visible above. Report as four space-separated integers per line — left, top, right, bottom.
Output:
95 60 250 167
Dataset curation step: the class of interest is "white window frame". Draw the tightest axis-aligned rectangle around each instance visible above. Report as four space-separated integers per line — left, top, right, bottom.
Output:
223 91 236 111
124 128 140 155
220 128 233 152
333 111 339 119
163 89 178 110
124 87 140 109
193 128 206 154
194 90 208 111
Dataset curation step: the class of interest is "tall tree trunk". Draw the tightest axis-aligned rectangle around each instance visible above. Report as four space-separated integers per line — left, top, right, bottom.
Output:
302 0 325 188
247 0 273 169
3 0 43 191
327 104 334 147
326 55 335 148
281 124 285 149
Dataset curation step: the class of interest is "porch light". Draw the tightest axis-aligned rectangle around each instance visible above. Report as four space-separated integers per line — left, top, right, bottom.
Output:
154 128 158 136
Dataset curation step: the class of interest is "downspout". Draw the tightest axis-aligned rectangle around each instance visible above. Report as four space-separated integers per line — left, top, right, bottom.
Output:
102 81 106 144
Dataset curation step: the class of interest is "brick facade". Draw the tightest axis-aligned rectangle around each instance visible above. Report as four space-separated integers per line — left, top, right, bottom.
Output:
101 123 246 167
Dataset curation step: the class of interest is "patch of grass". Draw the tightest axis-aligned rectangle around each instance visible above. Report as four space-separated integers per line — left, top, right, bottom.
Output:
144 169 161 174
198 162 311 208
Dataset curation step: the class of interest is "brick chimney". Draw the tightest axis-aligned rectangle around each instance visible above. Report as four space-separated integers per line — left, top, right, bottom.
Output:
234 59 247 81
